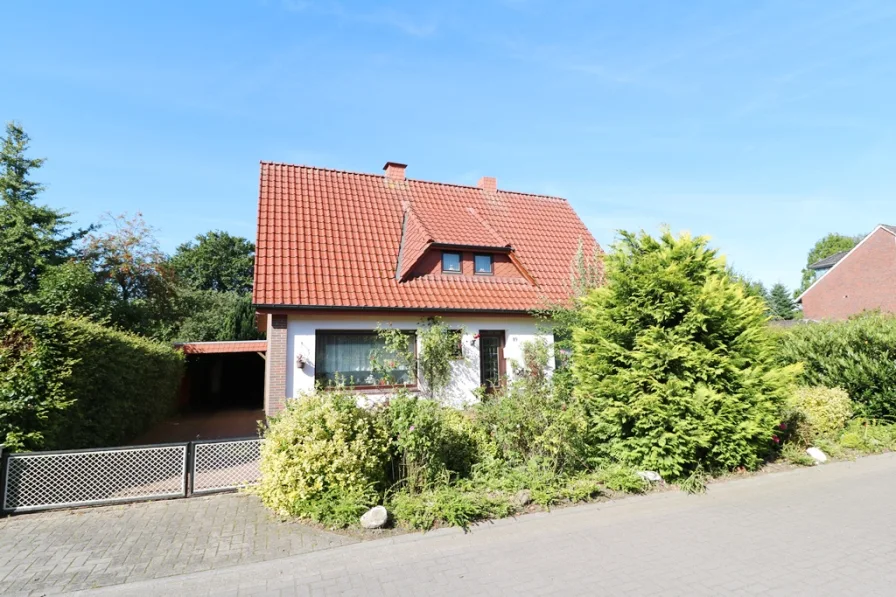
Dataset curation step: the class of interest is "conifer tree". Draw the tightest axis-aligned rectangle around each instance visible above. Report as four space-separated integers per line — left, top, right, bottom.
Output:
572 229 799 479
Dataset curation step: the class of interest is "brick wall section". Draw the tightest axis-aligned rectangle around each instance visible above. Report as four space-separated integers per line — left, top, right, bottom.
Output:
264 314 289 415
801 227 896 320
411 250 522 279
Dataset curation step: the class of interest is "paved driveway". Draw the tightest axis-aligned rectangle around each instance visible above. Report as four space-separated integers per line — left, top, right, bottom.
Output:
6 453 896 596
0 493 355 596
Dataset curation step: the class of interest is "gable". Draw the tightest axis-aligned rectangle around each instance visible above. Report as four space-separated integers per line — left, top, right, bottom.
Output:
799 225 896 320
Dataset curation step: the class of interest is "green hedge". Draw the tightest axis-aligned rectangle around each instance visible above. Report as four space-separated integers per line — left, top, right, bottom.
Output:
0 312 184 451
777 313 896 419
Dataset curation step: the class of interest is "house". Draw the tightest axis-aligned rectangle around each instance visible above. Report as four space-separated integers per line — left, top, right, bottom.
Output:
797 224 896 320
252 161 600 415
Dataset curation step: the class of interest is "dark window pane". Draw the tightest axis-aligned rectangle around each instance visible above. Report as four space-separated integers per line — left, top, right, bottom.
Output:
449 329 463 358
474 254 493 274
442 252 461 272
315 332 414 386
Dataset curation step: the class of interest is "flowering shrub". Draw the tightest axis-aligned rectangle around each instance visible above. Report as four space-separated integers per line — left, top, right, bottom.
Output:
255 390 389 527
785 386 853 442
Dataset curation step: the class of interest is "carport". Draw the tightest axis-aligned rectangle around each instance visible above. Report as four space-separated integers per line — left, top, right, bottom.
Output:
134 340 267 443
176 340 267 412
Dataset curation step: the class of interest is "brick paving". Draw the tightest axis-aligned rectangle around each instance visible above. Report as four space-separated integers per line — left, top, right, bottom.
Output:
6 453 896 596
0 493 355 596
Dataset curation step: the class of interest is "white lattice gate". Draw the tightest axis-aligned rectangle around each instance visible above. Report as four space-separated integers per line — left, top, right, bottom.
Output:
1 437 263 513
1 443 188 513
191 438 262 495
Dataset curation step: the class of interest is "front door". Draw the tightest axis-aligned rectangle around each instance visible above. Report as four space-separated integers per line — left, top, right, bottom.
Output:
478 330 505 392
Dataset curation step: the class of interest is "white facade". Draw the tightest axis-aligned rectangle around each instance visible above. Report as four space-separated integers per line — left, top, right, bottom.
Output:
285 312 552 406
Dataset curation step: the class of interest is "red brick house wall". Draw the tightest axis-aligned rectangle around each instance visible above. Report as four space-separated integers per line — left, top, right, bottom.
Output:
263 314 288 414
410 250 522 279
800 227 896 320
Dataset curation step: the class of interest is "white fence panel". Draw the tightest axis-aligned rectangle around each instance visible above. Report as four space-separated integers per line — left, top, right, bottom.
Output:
3 444 188 513
191 438 261 495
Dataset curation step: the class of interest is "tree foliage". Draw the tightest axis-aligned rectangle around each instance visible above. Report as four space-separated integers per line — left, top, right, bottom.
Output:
799 232 863 294
768 283 797 320
572 229 800 479
170 231 255 293
81 213 179 337
35 260 115 321
172 291 263 342
0 122 89 310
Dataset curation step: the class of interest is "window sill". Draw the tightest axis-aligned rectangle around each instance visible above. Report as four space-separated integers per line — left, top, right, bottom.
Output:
319 383 418 394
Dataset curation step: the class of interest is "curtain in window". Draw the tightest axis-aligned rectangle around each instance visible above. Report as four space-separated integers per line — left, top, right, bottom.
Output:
316 332 413 386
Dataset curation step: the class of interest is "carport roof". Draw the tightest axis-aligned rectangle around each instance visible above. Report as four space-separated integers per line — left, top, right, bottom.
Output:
175 341 267 355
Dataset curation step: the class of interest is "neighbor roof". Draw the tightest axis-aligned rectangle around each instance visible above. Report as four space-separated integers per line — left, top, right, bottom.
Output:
797 224 896 303
807 250 849 270
253 162 600 311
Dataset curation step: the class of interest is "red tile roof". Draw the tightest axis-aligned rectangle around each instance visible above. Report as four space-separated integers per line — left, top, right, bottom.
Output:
253 162 601 311
176 341 267 355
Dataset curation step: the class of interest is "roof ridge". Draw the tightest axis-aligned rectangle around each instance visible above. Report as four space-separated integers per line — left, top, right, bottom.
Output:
259 161 569 202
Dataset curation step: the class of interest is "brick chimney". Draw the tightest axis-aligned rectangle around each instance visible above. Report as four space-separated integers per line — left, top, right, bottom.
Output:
477 176 497 192
383 162 407 181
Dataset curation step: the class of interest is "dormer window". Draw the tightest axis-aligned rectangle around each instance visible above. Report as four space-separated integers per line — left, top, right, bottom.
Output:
442 252 461 273
474 254 493 275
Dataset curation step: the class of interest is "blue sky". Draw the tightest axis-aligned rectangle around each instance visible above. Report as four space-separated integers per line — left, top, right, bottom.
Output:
3 1 895 290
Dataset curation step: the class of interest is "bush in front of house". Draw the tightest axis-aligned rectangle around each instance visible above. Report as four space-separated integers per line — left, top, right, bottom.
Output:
377 390 482 493
776 313 896 419
783 386 853 444
572 229 800 480
473 368 592 474
0 312 184 452
255 390 390 527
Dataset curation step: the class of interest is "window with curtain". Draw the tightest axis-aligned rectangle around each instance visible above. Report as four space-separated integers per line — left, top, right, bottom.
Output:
315 331 415 387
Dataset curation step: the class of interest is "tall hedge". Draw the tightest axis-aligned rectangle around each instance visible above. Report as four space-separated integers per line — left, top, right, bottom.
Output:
572 230 799 479
777 313 896 419
0 312 184 451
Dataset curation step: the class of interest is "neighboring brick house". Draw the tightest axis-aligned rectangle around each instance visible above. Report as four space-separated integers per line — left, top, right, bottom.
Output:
797 224 896 320
252 161 600 415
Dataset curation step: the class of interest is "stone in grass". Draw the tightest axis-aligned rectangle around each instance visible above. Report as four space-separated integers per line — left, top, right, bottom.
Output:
806 447 828 463
513 489 532 508
637 471 663 483
360 506 389 529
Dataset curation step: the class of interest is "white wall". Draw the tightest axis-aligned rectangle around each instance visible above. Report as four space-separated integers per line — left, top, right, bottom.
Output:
285 313 552 407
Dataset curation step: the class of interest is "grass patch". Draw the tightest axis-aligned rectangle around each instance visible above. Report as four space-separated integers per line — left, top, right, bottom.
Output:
389 486 514 531
677 466 709 494
838 418 896 454
387 461 649 530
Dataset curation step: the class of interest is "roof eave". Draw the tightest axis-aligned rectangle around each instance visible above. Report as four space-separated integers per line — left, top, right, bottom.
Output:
253 303 535 315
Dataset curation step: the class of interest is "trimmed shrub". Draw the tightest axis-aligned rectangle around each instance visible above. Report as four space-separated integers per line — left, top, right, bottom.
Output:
256 390 390 526
0 312 184 452
776 313 896 419
786 386 852 442
572 229 800 480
